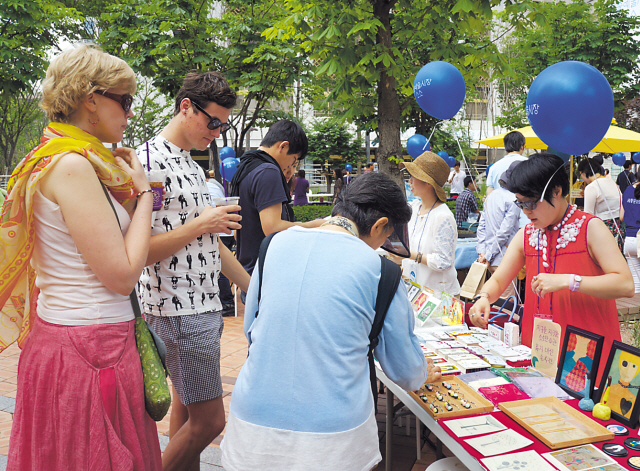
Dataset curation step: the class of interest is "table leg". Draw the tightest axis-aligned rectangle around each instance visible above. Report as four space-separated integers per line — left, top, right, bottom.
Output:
436 437 443 460
386 388 394 471
416 419 421 461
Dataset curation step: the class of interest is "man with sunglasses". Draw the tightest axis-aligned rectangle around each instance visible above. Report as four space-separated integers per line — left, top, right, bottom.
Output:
229 120 324 279
136 71 250 471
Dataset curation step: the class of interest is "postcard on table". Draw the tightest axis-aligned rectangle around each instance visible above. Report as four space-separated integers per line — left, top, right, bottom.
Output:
481 450 556 471
542 444 618 471
465 429 533 456
444 415 506 438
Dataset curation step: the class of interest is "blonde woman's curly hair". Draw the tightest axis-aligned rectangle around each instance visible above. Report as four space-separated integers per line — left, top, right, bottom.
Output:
41 44 136 123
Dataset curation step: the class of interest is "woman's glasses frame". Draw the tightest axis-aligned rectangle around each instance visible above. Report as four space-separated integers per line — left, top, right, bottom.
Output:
95 90 133 114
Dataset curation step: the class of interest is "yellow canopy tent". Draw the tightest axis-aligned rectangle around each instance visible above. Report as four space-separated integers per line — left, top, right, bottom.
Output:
478 123 640 154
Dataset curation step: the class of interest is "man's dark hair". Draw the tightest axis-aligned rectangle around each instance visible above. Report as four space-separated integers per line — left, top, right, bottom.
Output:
464 176 474 187
504 131 525 153
577 158 604 178
332 173 411 236
508 153 569 206
592 153 605 166
174 71 237 115
298 169 305 178
454 160 460 168
624 160 633 170
260 120 308 160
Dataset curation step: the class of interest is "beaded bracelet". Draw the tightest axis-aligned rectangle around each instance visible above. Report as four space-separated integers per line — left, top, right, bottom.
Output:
137 189 153 198
416 252 423 264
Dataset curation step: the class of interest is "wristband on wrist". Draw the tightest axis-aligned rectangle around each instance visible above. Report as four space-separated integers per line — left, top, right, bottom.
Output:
473 292 489 302
416 252 422 264
136 189 153 198
569 274 582 292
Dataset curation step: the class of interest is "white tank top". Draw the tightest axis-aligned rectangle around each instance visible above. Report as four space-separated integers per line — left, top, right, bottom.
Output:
32 188 135 325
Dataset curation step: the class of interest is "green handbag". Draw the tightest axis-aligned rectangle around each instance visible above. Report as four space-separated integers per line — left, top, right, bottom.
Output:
101 183 171 421
130 293 172 422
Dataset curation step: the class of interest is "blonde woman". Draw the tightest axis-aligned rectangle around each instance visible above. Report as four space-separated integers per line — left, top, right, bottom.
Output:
0 45 161 469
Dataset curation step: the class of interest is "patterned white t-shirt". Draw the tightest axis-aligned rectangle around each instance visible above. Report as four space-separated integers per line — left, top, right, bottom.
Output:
136 136 222 317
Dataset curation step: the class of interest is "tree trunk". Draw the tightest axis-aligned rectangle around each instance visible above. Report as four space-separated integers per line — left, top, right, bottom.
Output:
373 0 404 189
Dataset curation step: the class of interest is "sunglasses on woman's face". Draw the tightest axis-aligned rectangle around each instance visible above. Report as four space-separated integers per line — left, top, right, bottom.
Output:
514 198 538 211
95 90 133 114
191 101 231 133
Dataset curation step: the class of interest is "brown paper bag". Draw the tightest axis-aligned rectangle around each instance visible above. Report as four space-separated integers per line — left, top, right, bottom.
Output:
460 261 487 301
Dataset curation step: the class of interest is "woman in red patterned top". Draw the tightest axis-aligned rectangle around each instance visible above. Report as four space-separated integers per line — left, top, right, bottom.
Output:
469 153 633 382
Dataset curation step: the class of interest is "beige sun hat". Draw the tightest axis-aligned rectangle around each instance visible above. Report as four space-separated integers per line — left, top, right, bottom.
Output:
399 151 450 202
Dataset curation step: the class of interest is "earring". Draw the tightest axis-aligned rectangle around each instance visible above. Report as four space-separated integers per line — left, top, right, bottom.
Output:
88 111 100 126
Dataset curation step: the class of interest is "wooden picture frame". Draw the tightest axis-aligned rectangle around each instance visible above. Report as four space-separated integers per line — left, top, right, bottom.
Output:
554 325 603 399
498 397 613 449
595 340 640 428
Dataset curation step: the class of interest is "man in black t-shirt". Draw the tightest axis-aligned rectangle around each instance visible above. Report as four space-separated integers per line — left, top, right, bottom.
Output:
231 120 324 275
617 160 636 195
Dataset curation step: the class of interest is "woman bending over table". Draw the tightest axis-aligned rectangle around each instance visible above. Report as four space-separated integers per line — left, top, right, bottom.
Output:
469 153 633 382
0 44 161 469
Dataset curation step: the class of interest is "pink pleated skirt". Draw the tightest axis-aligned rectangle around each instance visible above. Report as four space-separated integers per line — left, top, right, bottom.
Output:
7 316 162 471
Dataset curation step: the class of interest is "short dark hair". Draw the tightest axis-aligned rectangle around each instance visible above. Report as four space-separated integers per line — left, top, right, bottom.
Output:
624 160 633 170
334 167 343 179
174 71 237 115
260 120 308 160
464 176 474 187
454 161 460 167
577 158 603 178
592 154 605 166
332 173 411 236
298 169 305 178
508 153 569 205
504 131 525 153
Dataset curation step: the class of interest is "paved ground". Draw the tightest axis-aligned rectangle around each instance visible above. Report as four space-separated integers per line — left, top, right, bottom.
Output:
0 293 448 470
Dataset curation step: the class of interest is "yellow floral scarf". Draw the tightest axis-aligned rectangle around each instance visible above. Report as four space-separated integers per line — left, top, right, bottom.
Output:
0 123 135 351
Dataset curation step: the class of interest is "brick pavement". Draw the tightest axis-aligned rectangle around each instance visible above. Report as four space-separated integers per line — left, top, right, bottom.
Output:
0 294 445 471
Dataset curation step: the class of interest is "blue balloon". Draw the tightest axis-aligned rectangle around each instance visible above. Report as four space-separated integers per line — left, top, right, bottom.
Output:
486 164 492 177
436 150 449 160
633 152 640 164
612 152 626 166
526 61 613 156
219 157 239 183
407 134 431 158
446 156 456 167
547 147 571 163
414 61 466 120
219 146 236 159
345 164 353 172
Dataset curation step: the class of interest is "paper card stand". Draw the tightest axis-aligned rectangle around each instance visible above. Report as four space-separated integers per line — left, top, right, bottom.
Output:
530 318 562 378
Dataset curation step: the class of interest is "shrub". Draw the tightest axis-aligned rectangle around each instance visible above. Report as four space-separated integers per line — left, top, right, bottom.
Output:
292 204 333 222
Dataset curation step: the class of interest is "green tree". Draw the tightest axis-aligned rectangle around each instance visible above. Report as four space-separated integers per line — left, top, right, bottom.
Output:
98 0 307 155
0 88 43 173
495 0 640 131
266 0 543 185
121 77 173 148
0 0 79 95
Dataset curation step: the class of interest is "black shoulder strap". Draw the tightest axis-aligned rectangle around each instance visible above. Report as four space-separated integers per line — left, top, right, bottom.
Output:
368 256 402 411
255 232 278 317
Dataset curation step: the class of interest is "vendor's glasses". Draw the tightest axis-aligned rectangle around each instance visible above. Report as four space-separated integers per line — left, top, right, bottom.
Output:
514 199 538 211
191 101 231 133
95 90 133 114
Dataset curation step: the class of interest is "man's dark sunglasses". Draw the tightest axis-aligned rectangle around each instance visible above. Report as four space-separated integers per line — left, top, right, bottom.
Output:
191 101 231 133
95 90 133 114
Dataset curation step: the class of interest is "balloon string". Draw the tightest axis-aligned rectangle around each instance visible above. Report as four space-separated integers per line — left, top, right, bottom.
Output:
222 160 227 197
426 120 446 149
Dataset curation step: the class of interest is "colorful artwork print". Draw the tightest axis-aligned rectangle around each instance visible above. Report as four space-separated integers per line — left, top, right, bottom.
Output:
560 333 596 393
556 326 603 400
607 348 640 418
543 444 616 471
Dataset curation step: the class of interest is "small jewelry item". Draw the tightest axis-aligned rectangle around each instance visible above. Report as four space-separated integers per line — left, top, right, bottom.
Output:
428 402 439 414
460 399 474 409
443 401 455 412
435 392 444 401
88 112 100 126
448 390 459 399
137 189 153 198
442 381 452 389
416 252 423 264
320 216 359 238
425 384 434 392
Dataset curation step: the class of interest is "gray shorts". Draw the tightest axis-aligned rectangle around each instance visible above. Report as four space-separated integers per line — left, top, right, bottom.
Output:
147 311 224 406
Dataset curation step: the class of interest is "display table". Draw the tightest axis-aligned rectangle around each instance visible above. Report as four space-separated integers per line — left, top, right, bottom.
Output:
376 368 485 471
377 368 636 471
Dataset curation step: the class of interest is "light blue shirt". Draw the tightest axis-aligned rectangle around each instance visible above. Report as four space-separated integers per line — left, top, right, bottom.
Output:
476 186 521 266
486 153 527 190
231 227 427 433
